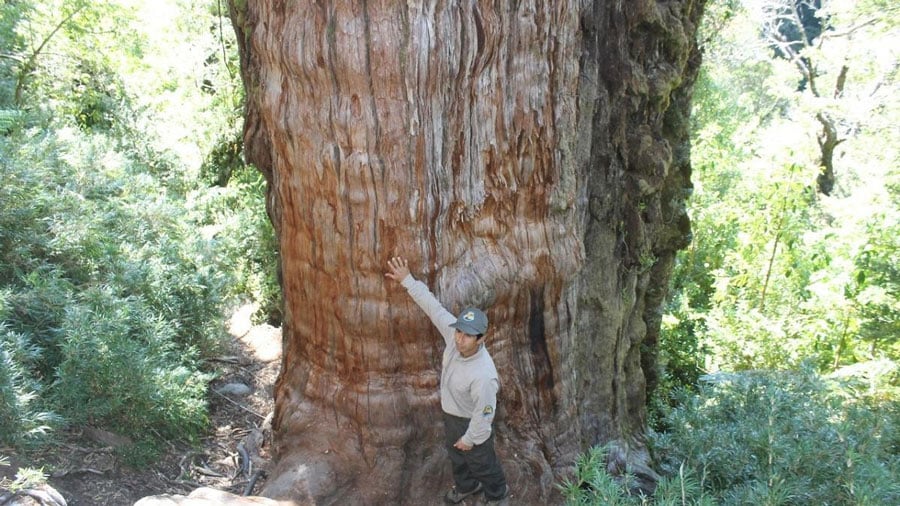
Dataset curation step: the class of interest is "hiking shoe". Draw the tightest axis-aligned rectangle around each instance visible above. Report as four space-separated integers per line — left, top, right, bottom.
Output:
444 482 482 504
484 484 510 504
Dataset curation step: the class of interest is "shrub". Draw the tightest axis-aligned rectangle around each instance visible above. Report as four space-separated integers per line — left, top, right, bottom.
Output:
562 368 899 505
653 368 899 505
558 445 651 506
0 326 58 448
0 128 227 451
187 167 281 325
52 286 213 445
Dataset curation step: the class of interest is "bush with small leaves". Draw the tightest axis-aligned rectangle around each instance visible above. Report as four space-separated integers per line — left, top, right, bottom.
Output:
563 368 898 505
653 369 899 505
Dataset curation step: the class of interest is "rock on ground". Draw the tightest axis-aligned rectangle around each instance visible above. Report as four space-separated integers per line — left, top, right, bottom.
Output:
0 484 67 506
134 487 304 506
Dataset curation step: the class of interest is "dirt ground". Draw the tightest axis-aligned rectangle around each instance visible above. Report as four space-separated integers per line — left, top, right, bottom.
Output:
1 304 282 506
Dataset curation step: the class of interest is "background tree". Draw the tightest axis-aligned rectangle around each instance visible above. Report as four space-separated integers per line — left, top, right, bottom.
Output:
229 0 705 503
758 0 898 195
659 0 899 397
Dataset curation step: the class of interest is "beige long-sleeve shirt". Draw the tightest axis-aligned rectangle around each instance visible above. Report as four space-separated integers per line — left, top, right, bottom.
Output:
400 274 499 446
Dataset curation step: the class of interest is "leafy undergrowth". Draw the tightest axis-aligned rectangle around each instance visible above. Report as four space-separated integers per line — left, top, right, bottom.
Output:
561 366 900 506
1 309 280 506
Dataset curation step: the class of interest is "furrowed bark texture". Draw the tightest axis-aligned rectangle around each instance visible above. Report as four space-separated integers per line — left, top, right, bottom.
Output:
229 0 703 504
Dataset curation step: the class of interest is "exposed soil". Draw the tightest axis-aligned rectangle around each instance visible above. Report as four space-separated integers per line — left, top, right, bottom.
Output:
1 304 281 506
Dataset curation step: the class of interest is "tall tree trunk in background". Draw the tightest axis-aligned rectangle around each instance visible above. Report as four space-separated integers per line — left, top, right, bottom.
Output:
229 1 703 504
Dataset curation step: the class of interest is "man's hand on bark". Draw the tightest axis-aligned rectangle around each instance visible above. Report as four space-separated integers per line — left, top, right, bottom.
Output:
385 256 411 282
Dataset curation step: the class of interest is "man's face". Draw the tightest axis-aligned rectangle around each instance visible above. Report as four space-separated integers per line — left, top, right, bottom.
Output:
454 329 481 357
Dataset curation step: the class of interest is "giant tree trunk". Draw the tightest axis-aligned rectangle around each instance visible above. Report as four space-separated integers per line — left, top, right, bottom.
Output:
229 1 703 504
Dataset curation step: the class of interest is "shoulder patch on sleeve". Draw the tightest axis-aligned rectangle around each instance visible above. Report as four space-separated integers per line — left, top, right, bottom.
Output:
482 405 494 416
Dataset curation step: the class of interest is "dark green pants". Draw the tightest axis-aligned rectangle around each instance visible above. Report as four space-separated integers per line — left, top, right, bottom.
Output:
443 412 507 500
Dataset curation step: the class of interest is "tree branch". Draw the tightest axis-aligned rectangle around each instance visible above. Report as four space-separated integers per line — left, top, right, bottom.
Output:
819 16 885 41
14 4 87 106
0 52 26 63
217 0 235 80
833 64 849 98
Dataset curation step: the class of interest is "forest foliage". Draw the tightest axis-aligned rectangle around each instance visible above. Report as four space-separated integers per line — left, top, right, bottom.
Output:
0 0 897 503
0 0 276 462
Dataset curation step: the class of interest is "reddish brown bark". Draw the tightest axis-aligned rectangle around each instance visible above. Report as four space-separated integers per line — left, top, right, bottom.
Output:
229 1 704 504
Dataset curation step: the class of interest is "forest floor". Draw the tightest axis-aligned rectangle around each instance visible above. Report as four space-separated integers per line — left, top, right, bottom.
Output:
1 303 281 506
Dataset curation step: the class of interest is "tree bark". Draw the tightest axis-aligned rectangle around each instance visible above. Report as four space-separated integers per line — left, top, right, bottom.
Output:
229 1 704 504
815 64 848 196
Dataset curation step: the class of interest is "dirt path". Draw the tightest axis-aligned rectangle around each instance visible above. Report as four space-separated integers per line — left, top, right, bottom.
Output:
1 304 281 506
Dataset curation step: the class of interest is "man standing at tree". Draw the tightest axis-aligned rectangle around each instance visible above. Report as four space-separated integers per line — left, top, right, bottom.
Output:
386 256 510 504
